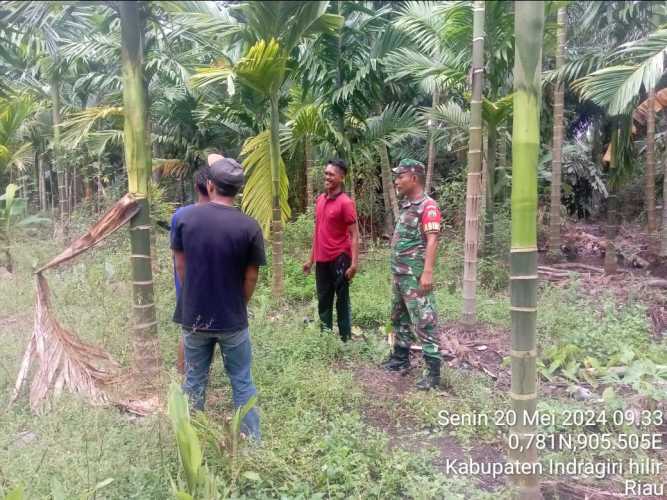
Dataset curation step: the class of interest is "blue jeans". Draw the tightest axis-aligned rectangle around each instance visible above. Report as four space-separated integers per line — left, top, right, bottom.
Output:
182 327 260 440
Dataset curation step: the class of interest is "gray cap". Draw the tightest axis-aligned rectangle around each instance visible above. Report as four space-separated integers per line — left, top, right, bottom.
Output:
208 157 244 189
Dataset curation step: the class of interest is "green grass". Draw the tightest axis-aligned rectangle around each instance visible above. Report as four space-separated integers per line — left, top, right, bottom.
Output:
1 221 665 498
0 229 498 499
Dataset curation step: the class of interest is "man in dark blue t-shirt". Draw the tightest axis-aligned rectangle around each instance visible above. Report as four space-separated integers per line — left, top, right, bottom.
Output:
171 157 266 440
171 167 210 375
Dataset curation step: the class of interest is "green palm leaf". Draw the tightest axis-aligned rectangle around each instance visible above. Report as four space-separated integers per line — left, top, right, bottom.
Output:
394 1 447 57
235 38 287 96
573 28 667 115
59 106 123 149
422 102 470 131
383 47 467 92
241 130 290 238
363 103 424 147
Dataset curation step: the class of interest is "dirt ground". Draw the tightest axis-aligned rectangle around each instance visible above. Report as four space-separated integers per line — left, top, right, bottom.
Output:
352 220 667 498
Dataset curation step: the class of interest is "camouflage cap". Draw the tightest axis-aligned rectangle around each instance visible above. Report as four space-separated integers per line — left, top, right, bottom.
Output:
392 158 425 176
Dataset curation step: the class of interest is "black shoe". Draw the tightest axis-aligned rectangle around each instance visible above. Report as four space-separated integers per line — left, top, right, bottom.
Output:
381 345 411 372
416 355 441 390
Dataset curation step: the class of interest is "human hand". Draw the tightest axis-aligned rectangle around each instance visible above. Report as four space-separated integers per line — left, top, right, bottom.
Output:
345 265 357 281
419 271 433 296
303 261 313 275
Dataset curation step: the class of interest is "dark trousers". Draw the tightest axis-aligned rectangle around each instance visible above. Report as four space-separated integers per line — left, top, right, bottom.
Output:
315 253 352 341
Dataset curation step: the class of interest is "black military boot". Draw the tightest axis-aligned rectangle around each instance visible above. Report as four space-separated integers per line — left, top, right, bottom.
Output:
416 355 441 390
381 345 411 372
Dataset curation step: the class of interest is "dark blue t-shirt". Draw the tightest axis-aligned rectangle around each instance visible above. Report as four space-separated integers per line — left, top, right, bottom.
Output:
171 202 266 332
170 205 193 298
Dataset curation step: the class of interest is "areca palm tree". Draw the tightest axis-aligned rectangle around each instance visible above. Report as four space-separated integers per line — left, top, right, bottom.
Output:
389 1 468 193
191 1 342 297
118 1 160 384
548 6 568 258
510 2 544 497
572 26 667 255
461 1 485 328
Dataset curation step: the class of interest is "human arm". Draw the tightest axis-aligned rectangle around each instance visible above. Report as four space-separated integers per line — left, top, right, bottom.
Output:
419 233 438 295
303 228 316 275
303 198 317 275
345 222 359 280
243 265 260 304
419 200 442 295
343 197 359 280
173 250 186 288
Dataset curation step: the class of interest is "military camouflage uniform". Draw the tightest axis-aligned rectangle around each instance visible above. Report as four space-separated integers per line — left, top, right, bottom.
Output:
390 169 442 360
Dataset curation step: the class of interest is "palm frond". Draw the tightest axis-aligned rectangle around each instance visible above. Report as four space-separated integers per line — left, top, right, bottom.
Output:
573 56 663 116
60 32 120 64
189 62 236 92
394 1 446 57
86 130 123 158
421 102 470 132
573 28 667 115
383 47 467 92
235 38 287 96
363 103 424 148
543 52 607 86
240 130 290 238
59 106 123 150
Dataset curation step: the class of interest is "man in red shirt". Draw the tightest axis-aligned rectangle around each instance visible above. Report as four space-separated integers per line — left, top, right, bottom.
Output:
303 159 359 342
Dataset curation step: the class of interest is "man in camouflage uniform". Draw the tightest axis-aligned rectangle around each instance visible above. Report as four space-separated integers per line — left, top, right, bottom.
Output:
382 159 443 390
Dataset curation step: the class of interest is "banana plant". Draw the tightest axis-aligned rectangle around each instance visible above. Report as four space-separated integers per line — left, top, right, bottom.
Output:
0 183 49 272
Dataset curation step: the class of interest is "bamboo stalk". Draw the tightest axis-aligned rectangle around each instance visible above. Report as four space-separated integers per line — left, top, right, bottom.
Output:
511 2 544 499
461 0 485 328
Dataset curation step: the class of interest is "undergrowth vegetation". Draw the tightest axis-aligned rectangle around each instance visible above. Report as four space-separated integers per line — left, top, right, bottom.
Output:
0 218 664 498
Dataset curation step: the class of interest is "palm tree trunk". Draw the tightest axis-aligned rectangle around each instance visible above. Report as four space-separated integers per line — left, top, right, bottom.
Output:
661 151 667 257
461 0 485 328
37 152 46 212
604 133 618 275
120 0 161 385
484 123 497 255
604 188 618 274
498 127 508 203
379 143 397 236
425 87 440 193
51 77 68 232
305 137 314 208
549 6 567 259
269 94 284 298
510 3 544 499
646 86 658 253
380 143 399 218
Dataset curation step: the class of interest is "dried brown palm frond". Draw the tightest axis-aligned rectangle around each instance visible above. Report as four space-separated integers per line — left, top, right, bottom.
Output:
36 193 140 273
11 274 122 412
12 193 161 415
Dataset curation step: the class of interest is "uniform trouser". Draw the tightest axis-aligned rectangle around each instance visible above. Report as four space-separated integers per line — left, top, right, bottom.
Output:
391 274 440 359
315 253 352 341
182 327 260 440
